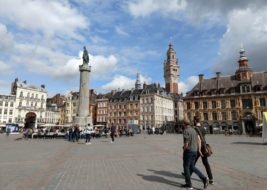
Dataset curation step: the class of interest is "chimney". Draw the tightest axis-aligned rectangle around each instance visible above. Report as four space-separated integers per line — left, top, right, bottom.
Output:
216 72 221 80
198 74 204 83
216 72 221 90
143 82 147 89
198 74 204 91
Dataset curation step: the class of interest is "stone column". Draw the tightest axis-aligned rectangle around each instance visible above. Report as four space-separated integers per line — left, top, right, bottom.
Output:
74 55 92 129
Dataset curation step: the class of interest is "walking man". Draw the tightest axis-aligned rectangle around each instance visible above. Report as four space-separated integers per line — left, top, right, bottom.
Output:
110 123 116 143
182 117 209 189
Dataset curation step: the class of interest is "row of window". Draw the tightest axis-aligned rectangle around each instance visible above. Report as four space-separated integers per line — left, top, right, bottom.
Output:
140 115 173 121
109 104 139 110
188 100 236 110
187 111 238 121
109 111 139 117
98 110 107 114
0 109 13 115
18 101 44 108
0 101 14 107
99 114 174 122
187 98 266 110
141 97 154 104
19 91 45 99
97 116 106 122
98 102 107 107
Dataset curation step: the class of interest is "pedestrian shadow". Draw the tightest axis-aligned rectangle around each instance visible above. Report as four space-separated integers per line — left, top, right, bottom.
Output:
77 142 86 144
147 169 201 182
14 137 23 141
137 172 203 190
101 140 110 142
147 169 182 178
232 142 267 145
136 173 182 188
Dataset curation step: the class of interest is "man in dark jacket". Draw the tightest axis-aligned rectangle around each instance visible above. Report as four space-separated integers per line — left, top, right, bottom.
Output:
110 123 116 143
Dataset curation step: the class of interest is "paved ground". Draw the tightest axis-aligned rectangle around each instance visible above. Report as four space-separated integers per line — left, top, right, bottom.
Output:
0 133 266 190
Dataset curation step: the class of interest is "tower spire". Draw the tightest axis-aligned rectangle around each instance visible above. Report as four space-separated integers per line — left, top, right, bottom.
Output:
135 72 141 89
235 44 252 81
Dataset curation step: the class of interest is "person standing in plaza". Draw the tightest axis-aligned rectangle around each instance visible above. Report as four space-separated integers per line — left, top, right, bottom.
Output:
74 125 80 142
6 127 11 136
110 123 116 143
84 124 92 144
193 116 214 185
182 117 209 189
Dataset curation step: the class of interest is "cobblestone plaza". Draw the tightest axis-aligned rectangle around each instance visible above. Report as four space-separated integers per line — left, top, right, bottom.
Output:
0 134 266 190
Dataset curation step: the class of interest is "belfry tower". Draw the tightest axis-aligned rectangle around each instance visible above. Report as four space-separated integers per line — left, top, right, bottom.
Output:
164 43 179 94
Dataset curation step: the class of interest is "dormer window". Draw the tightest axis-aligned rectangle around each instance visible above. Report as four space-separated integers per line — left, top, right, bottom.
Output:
230 87 235 93
254 85 261 92
241 84 251 93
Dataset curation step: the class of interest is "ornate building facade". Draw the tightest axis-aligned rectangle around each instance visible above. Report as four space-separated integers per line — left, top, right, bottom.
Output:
183 48 267 135
139 83 174 129
108 88 142 128
0 94 15 125
10 79 47 128
95 93 112 126
64 90 97 125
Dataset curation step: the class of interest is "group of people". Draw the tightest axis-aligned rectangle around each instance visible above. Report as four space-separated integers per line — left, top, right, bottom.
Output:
67 124 117 144
67 125 82 142
181 116 213 189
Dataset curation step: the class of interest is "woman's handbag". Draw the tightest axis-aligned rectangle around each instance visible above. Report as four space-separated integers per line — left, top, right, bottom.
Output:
203 143 213 157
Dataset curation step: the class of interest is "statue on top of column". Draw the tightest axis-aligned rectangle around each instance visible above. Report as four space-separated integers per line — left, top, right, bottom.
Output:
83 46 89 64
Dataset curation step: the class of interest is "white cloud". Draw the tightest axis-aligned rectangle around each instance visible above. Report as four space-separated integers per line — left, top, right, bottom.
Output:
11 43 120 81
0 0 88 39
100 74 150 92
179 75 198 94
0 23 14 51
115 26 129 36
0 60 12 74
100 75 135 92
128 0 186 18
90 54 118 79
0 80 10 95
214 7 267 73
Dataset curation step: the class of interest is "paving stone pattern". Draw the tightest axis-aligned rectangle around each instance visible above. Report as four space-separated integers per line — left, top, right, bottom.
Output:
0 133 266 190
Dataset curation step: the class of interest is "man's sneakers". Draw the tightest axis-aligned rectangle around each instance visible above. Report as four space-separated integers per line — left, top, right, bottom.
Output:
85 142 91 145
181 184 193 189
203 178 209 189
209 179 214 185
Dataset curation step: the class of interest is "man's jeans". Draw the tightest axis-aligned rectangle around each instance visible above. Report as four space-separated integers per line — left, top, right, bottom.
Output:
183 150 206 187
85 134 91 143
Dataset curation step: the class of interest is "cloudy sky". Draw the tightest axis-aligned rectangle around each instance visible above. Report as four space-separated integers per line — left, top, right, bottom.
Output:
0 0 267 97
